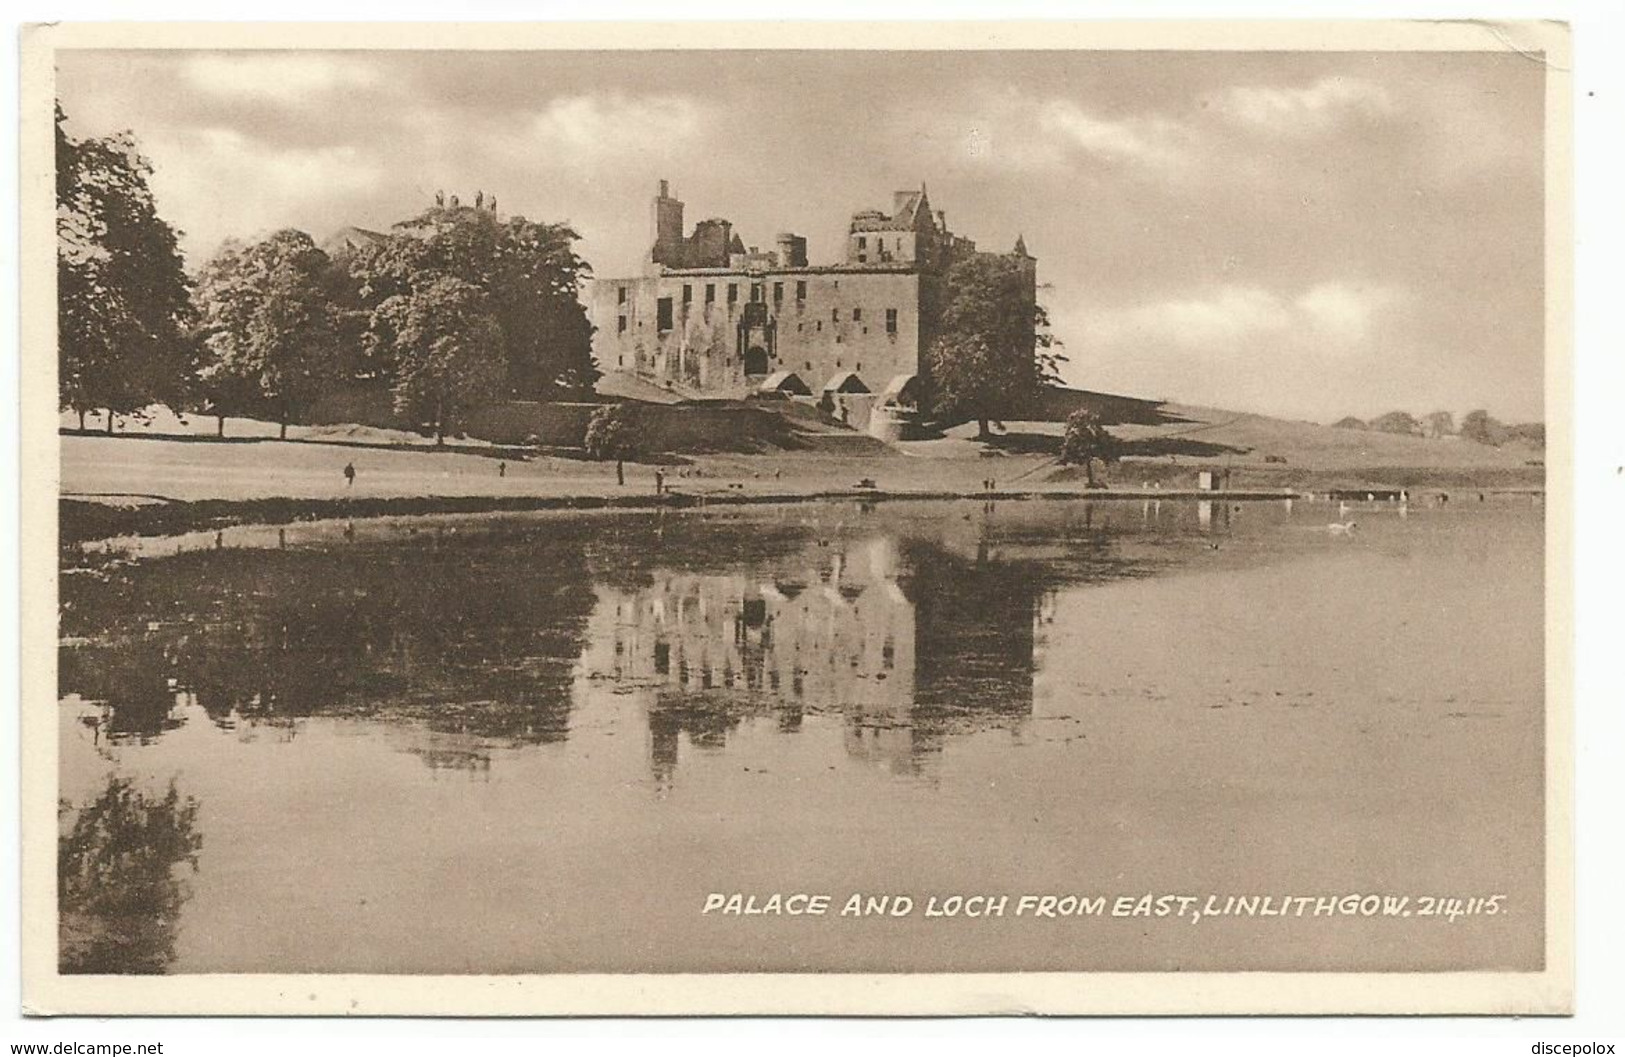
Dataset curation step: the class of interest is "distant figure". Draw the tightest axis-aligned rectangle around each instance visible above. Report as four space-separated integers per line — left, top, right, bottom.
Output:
655 469 665 495
343 462 356 489
498 461 506 478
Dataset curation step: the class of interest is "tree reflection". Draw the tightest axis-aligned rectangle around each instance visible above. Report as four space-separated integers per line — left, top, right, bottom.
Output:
58 775 202 974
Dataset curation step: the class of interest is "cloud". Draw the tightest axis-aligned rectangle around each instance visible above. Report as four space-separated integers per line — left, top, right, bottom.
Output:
181 53 384 103
1295 281 1401 343
1082 285 1294 349
1215 77 1395 134
144 127 385 258
1038 101 1190 170
527 93 707 158
1077 281 1403 356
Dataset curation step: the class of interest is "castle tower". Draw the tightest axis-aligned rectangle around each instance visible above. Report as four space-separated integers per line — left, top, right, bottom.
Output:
651 179 685 267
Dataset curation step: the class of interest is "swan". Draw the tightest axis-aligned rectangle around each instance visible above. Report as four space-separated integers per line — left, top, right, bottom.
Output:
1328 520 1357 536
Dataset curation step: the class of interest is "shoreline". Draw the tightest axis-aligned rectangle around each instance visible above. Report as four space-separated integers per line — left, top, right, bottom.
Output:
59 482 1541 547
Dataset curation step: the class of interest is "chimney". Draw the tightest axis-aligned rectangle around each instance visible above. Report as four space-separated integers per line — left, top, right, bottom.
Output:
658 178 669 198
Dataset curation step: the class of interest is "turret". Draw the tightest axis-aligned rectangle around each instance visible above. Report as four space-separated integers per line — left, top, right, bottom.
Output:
650 178 685 267
776 232 807 268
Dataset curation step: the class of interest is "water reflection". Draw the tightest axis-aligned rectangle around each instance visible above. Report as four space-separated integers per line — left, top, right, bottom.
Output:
53 499 1546 976
58 775 202 974
585 523 1132 782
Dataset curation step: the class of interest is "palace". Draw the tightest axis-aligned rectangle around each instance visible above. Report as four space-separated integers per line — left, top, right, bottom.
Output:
587 180 1035 426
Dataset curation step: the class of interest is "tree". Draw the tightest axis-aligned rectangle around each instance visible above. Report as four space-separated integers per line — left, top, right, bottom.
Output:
584 403 645 485
1059 408 1116 488
349 203 597 400
1368 410 1422 436
193 230 348 439
1460 409 1507 446
374 276 505 444
57 103 195 432
1331 416 1367 430
925 253 1062 438
1422 410 1456 439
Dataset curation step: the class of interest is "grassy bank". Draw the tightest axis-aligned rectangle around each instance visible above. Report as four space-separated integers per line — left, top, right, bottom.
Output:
57 400 1543 544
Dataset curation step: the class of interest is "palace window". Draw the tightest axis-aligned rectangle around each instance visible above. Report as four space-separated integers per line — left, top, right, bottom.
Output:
617 316 627 335
886 308 898 335
656 298 673 332
728 283 739 305
857 236 867 249
682 284 692 304
796 281 807 301
751 283 764 303
705 283 716 304
831 308 839 322
852 307 862 322
617 286 627 304
773 282 783 304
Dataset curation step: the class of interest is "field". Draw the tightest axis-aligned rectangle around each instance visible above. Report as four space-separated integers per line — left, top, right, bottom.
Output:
57 402 1543 541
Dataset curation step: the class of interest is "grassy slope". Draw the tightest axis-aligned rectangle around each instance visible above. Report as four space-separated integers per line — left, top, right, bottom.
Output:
59 400 1542 509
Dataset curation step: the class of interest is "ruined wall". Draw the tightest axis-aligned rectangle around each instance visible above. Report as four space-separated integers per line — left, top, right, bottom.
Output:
590 269 924 397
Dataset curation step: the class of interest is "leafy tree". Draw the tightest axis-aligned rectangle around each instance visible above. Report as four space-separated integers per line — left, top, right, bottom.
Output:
1422 410 1456 439
1460 409 1507 446
1059 408 1116 487
349 203 597 399
1331 416 1367 430
373 276 505 444
1368 410 1422 436
925 253 1062 438
193 230 348 439
1507 421 1545 448
584 403 645 485
56 104 195 432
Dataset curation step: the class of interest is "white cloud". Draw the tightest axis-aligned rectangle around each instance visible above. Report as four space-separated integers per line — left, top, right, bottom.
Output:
1038 101 1189 170
1295 281 1401 343
1082 285 1294 349
1077 281 1404 358
181 54 383 103
145 127 385 260
1216 77 1395 134
528 93 707 157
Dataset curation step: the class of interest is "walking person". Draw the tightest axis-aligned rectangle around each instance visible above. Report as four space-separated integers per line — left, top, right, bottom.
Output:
655 468 665 495
343 461 356 490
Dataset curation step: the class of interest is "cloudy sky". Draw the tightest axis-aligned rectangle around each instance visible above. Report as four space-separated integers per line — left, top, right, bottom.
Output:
56 48 1545 422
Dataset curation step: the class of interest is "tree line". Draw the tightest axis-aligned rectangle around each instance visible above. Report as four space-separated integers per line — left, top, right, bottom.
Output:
57 105 597 443
1332 409 1544 447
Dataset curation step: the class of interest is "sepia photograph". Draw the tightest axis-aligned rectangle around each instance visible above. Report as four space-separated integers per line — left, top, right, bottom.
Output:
17 18 1573 1017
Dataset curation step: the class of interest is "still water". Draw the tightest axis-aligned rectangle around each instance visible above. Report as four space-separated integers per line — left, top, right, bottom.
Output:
58 497 1544 975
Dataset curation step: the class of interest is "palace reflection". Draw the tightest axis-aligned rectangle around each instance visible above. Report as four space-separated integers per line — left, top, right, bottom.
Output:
583 527 1057 784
